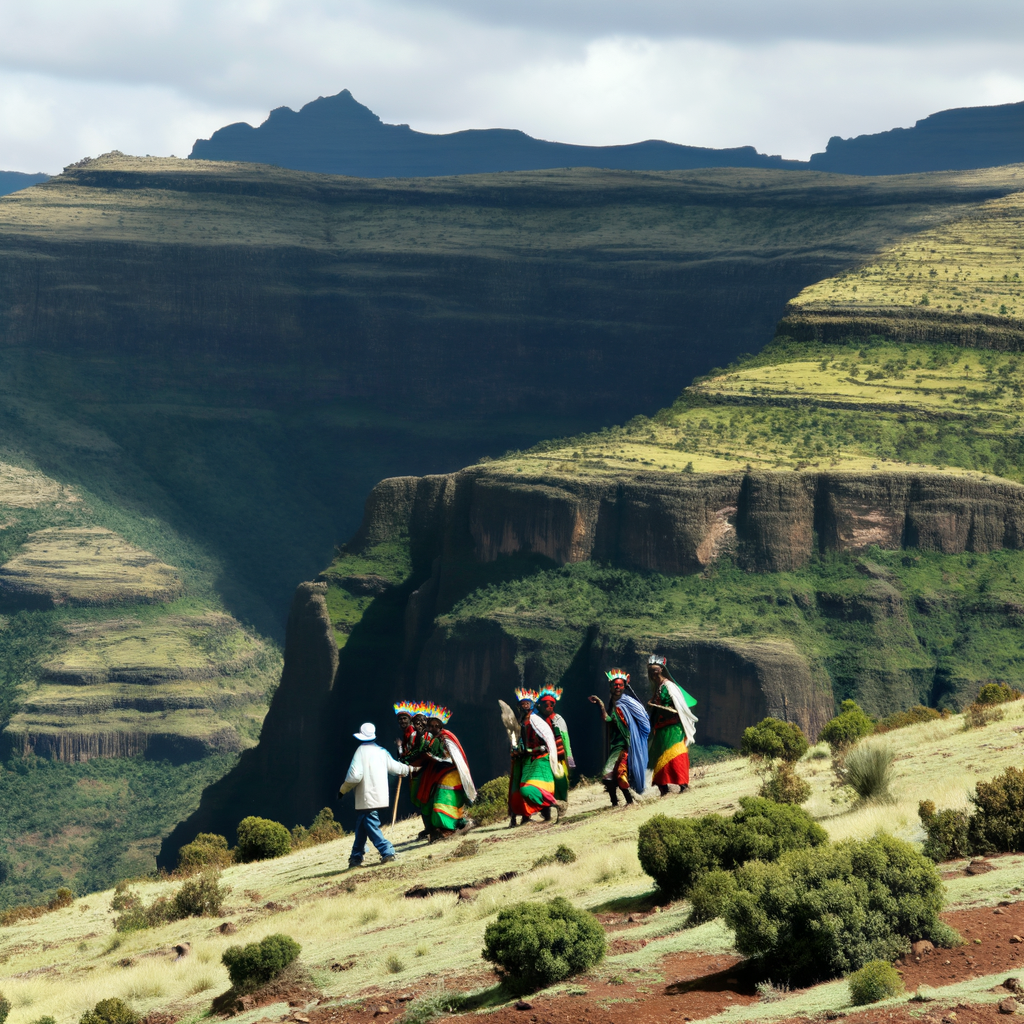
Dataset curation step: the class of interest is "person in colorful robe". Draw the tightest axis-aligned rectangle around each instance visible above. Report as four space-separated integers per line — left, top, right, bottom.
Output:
536 687 574 806
393 701 420 761
505 691 533 827
413 703 477 839
646 655 698 795
508 688 563 825
589 670 650 806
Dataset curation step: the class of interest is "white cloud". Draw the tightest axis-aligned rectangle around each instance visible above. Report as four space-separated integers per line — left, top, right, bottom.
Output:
0 0 1022 173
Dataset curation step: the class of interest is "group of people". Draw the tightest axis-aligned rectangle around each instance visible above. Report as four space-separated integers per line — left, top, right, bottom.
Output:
338 654 698 866
338 701 477 867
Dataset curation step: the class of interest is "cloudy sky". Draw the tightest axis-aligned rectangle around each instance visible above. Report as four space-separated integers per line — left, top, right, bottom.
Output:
2 0 1024 173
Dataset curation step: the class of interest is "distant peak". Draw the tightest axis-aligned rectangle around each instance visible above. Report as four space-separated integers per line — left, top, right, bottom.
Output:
263 89 383 129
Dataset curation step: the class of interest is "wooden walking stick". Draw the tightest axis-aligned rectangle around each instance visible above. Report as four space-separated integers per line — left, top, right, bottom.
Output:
390 775 402 832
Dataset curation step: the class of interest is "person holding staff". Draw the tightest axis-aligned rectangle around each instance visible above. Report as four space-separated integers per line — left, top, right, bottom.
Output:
338 721 415 868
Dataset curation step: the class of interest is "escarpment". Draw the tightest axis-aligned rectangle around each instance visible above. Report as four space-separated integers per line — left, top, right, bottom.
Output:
357 467 1024 581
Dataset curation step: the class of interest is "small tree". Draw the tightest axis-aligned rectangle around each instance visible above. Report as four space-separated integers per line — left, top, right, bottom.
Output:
235 817 291 863
741 718 809 762
222 934 301 994
482 897 605 993
968 766 1024 854
819 700 875 751
759 762 811 805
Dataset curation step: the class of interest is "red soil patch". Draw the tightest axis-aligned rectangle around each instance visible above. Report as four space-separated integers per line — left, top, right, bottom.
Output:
241 898 1024 1024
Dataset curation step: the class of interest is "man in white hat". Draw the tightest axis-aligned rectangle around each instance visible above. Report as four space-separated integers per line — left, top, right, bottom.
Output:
339 722 415 867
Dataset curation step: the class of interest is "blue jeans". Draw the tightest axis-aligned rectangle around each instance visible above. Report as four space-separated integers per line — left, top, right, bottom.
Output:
349 810 395 864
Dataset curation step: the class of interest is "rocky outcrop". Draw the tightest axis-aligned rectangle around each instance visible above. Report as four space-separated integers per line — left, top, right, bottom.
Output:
777 304 1024 351
351 467 1024 584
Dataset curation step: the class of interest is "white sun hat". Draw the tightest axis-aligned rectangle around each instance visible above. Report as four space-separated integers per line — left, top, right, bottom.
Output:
353 722 377 742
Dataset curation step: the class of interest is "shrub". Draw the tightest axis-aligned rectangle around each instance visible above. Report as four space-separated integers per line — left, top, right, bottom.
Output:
0 992 9 1024
724 833 950 983
968 766 1024 854
481 897 605 993
759 762 811 805
177 833 232 873
534 844 577 868
48 887 74 911
819 700 875 751
637 797 827 898
222 933 301 994
32 1017 57 1024
963 702 1005 730
841 741 895 802
79 999 140 1024
877 705 944 731
471 776 511 826
291 807 345 850
848 960 905 1005
741 718 809 762
173 871 228 918
686 869 738 926
975 682 1022 705
918 801 972 862
235 816 291 863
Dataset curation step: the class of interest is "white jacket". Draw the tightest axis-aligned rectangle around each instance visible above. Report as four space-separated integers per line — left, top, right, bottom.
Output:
339 742 411 811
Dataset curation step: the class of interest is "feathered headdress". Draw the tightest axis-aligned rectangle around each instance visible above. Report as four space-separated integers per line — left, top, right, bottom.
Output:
393 701 419 716
514 687 539 703
537 686 563 702
606 669 629 684
647 655 667 668
423 702 452 724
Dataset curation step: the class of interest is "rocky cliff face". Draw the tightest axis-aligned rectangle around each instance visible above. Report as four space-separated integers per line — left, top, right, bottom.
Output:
162 463 1024 862
358 467 1024 579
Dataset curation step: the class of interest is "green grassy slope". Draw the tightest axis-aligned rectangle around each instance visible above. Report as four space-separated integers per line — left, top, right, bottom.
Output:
3 700 1023 1024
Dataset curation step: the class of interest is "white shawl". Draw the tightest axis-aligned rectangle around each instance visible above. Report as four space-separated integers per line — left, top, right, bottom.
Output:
442 735 478 804
528 713 563 777
664 681 699 747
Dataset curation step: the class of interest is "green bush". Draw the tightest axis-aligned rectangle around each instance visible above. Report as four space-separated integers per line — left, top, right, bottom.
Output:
481 897 605 993
968 766 1024 854
918 801 972 862
0 991 10 1024
222 933 302 994
173 871 228 918
759 762 811 805
31 1017 57 1024
686 869 738 926
79 999 140 1024
235 816 291 863
848 960 905 1005
177 833 233 873
975 682 1022 705
637 797 827 899
819 700 875 751
291 807 345 850
842 742 895 802
471 776 511 826
741 718 809 762
724 833 950 983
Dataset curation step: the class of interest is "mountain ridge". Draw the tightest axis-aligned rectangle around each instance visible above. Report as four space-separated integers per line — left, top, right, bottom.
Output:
190 89 1024 179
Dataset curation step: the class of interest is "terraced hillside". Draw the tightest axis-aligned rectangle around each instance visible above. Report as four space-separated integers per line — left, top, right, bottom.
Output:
0 457 280 909
168 186 1024 855
7 701 1024 1024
